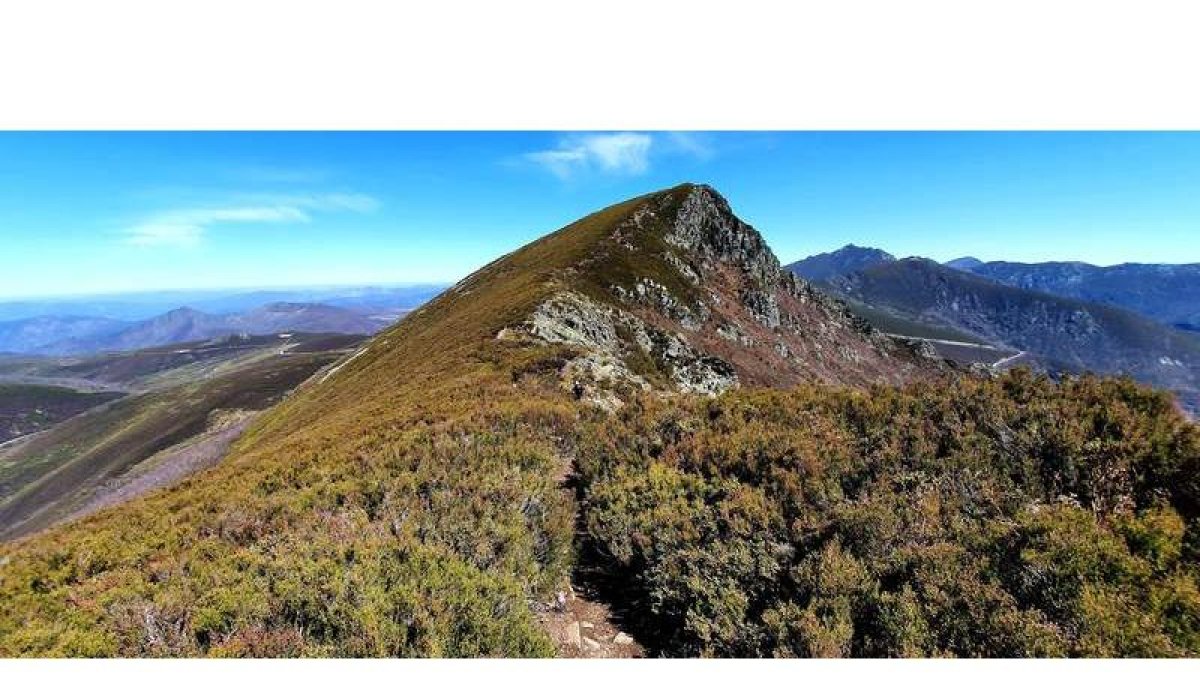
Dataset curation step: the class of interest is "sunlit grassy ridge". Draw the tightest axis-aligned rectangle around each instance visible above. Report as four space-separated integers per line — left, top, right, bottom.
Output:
0 186 673 656
1 184 1197 657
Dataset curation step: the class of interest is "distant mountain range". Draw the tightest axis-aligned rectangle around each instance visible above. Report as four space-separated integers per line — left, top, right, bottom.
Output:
786 245 1200 412
944 259 1200 332
0 316 131 355
0 285 447 356
0 284 446 323
0 301 402 355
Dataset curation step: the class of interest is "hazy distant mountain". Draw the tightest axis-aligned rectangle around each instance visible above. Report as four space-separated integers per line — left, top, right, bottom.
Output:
0 284 446 323
945 256 984 271
76 307 233 353
187 285 447 317
954 260 1200 332
784 244 895 281
226 302 384 336
3 302 397 355
0 315 130 354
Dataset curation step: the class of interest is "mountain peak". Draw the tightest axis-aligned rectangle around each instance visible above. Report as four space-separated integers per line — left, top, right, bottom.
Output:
161 306 207 318
836 243 893 256
945 256 985 271
431 184 944 408
785 244 895 282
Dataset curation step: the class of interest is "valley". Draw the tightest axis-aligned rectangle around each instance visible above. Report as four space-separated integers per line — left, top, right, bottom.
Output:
787 246 1200 416
0 333 365 541
0 384 125 444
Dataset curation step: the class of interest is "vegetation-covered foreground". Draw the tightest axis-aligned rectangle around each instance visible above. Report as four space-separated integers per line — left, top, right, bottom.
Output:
0 185 1197 656
577 371 1200 656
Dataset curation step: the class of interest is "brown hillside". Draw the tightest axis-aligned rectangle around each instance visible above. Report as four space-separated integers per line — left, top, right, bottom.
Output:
0 184 945 656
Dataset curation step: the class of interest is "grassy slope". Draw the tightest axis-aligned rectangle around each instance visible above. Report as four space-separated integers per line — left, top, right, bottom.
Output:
0 351 344 541
1 185 1197 657
0 186 664 656
0 385 124 444
835 299 983 343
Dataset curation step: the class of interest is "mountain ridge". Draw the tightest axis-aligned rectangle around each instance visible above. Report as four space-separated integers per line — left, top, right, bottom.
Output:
958 259 1200 330
476 184 942 402
0 183 947 656
784 244 895 281
2 185 1196 657
822 256 1200 396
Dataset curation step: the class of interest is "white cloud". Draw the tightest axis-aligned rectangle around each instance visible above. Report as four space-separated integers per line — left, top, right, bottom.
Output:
124 192 378 247
237 192 381 213
524 132 653 179
664 132 715 160
522 132 715 179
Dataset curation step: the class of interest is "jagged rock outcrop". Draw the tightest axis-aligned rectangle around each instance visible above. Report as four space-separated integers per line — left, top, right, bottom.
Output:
508 291 737 407
497 184 942 408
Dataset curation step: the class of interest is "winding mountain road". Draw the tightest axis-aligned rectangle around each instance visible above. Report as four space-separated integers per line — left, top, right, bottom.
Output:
992 350 1029 369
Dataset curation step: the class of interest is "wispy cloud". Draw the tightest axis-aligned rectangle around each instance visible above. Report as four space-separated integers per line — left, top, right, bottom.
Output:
125 192 378 247
663 132 716 161
236 192 382 213
524 132 653 179
522 132 714 180
231 166 332 183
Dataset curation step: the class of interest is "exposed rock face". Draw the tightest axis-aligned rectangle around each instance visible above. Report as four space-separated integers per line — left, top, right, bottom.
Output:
666 186 784 288
521 291 738 405
497 184 942 408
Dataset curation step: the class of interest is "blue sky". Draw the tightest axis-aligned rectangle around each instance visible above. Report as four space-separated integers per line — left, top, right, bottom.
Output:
2 132 1198 299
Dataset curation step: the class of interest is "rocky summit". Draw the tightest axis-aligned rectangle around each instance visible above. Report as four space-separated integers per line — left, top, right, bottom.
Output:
490 184 940 408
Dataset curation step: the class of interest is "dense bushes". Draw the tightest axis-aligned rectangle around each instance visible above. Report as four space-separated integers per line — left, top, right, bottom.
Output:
3 351 1197 658
0 366 579 656
576 369 1200 656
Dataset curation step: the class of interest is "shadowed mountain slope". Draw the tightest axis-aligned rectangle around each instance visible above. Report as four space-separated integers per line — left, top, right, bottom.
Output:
958 260 1200 332
0 385 124 444
823 257 1200 397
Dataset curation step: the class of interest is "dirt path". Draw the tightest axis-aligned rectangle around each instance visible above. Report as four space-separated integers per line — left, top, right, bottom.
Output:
536 455 645 658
